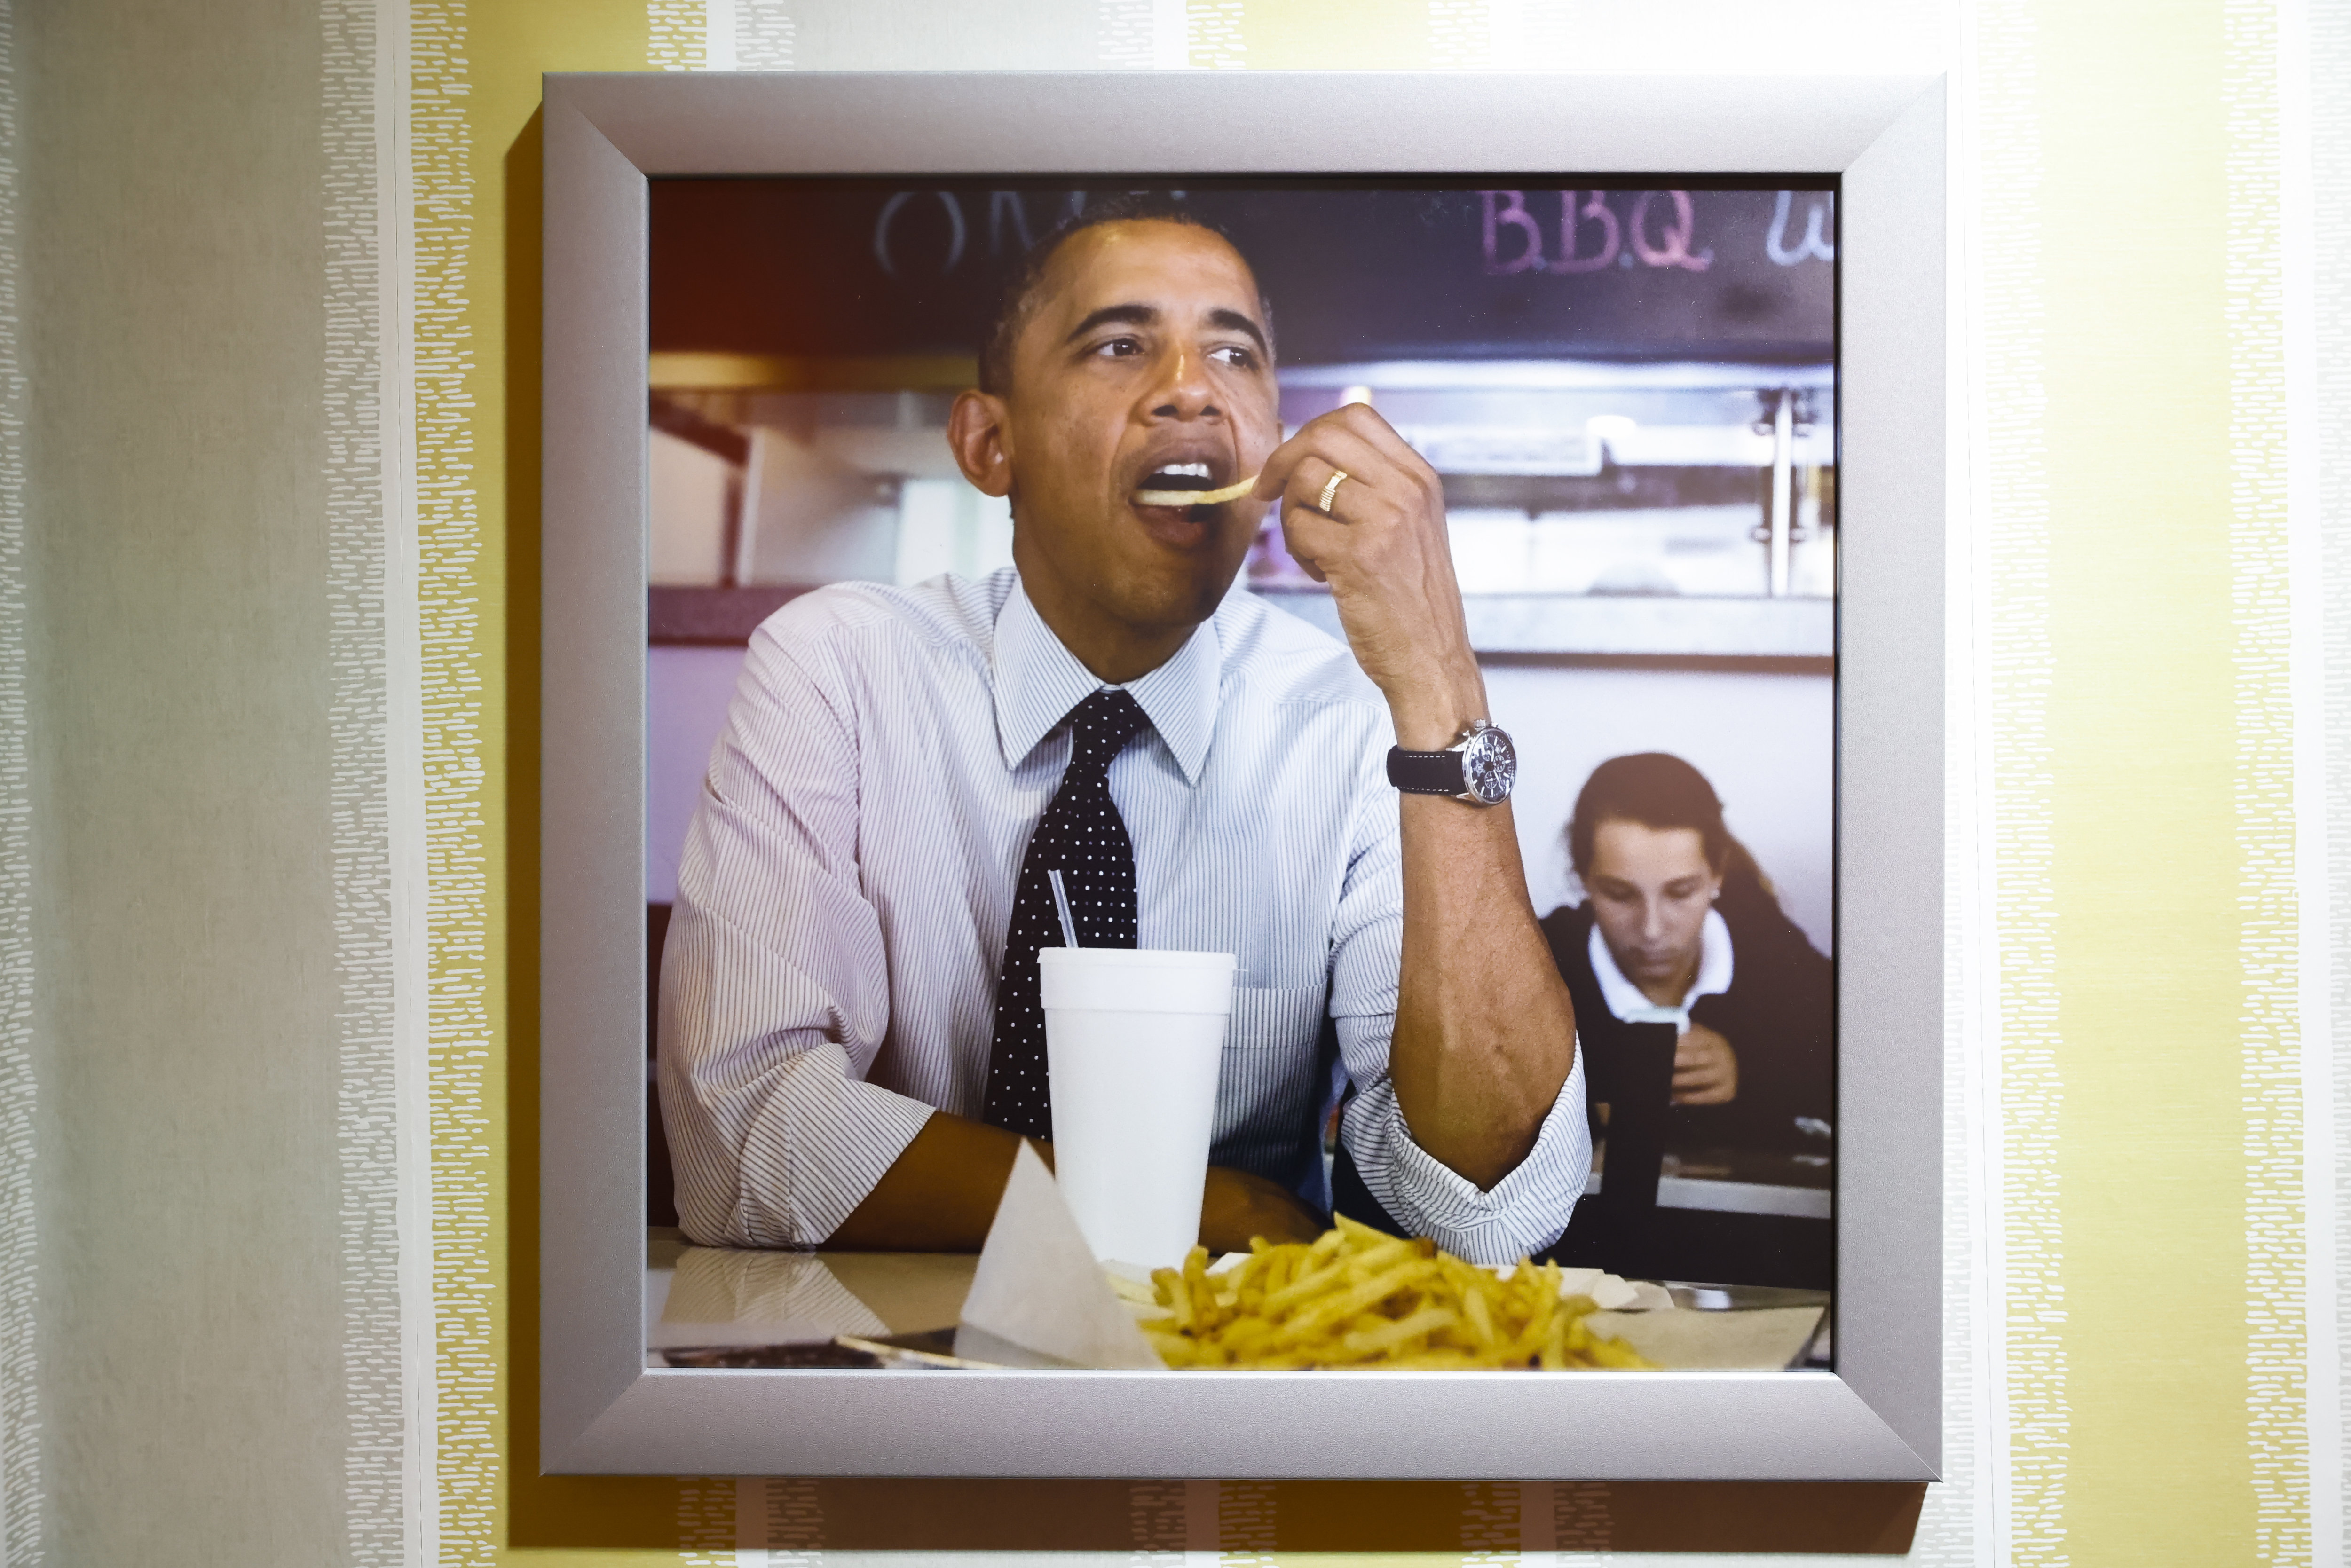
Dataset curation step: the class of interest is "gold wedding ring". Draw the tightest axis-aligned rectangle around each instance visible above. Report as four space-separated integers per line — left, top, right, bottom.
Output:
1317 470 1349 512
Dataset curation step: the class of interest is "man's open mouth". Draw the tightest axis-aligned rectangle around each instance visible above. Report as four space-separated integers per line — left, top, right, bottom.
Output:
1137 461 1217 500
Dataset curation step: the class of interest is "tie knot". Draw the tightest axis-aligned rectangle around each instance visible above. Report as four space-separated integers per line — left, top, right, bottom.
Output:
1065 687 1150 771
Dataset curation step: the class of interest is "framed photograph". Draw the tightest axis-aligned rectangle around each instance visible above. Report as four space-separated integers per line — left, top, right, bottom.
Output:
542 70 1943 1479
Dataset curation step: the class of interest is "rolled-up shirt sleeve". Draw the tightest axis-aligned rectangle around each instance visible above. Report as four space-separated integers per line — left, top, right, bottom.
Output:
658 618 935 1249
1326 765 1592 1265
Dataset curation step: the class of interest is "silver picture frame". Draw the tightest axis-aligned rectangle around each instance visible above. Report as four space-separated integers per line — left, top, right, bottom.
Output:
540 69 1944 1479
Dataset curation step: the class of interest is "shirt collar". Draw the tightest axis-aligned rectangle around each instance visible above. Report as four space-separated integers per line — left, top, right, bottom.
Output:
991 575 1219 786
1587 906 1736 1029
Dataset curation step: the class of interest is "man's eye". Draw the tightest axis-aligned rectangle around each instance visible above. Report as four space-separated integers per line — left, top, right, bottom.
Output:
1093 337 1142 358
1209 345 1256 369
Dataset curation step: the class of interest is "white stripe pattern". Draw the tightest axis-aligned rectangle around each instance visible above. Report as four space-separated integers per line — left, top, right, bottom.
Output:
2309 0 2351 1552
658 567 1589 1264
0 1 32 1560
325 0 423 1557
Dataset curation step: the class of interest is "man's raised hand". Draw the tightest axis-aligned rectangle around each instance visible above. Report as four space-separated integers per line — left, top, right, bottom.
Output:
1252 404 1483 748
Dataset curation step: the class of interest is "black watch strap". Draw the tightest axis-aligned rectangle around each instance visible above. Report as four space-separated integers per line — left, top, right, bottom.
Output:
1386 746 1464 796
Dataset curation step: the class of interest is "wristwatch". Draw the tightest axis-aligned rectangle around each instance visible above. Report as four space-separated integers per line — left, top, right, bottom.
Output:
1386 718 1517 806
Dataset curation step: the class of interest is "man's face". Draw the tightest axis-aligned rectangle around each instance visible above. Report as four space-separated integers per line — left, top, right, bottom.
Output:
955 221 1281 646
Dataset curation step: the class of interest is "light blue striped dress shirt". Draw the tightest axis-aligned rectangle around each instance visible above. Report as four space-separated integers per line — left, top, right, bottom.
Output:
658 567 1590 1263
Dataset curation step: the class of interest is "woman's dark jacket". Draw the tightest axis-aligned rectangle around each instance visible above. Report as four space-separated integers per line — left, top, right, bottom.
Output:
1538 883 1834 1157
1328 882 1833 1250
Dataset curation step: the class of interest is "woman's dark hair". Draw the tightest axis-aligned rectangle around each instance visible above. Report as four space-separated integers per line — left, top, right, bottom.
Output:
975 194 1273 396
1566 752 1775 904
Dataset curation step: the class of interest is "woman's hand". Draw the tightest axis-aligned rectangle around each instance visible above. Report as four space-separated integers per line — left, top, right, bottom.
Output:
1671 1023 1739 1106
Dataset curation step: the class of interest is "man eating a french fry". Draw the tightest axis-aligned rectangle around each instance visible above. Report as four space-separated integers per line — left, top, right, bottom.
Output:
660 196 1589 1265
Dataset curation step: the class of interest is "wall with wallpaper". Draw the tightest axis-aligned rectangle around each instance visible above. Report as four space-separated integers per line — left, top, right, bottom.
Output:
3 0 2348 1563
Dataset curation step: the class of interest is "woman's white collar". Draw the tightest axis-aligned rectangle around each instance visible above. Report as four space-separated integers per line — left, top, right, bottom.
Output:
1587 907 1736 1029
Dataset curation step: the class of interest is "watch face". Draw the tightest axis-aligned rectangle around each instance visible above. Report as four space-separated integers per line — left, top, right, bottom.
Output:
1461 726 1517 804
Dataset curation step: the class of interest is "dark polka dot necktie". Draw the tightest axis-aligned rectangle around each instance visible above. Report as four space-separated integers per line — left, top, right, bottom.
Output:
981 687 1152 1138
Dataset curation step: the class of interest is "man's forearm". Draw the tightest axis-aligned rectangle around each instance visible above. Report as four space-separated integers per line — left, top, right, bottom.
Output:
1232 398 1579 1192
1387 788 1579 1190
826 1111 1036 1251
1336 583 1576 1191
824 1111 1324 1252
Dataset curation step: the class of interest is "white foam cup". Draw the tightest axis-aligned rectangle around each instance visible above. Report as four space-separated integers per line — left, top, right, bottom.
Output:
1038 946 1237 1270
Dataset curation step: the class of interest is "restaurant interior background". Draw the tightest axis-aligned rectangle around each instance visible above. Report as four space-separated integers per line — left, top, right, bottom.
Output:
643 182 1838 940
7 0 2349 1564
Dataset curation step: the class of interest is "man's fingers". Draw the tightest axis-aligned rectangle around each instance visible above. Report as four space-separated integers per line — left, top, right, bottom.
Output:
1252 406 1428 505
1249 407 1373 498
1277 439 1406 582
1251 424 1322 499
1280 456 1357 521
1331 401 1443 489
1279 497 1352 584
1276 436 1399 523
1283 542 1330 584
1278 512 1332 585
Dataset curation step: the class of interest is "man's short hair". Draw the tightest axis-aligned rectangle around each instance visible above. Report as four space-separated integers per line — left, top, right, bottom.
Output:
975 194 1274 396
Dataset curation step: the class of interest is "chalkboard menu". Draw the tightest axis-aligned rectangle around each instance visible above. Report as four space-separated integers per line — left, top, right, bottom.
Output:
650 180 1836 368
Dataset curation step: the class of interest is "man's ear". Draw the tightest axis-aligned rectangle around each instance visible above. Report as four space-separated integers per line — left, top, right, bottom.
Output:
947 389 1012 498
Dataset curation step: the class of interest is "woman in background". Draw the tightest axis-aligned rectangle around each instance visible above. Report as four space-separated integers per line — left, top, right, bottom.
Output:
1540 752 1833 1158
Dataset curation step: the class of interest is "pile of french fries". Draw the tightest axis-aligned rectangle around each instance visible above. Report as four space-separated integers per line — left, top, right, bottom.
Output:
1134 1215 1655 1371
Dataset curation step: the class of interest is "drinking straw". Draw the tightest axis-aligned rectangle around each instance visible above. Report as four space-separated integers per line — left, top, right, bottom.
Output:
1048 869 1082 949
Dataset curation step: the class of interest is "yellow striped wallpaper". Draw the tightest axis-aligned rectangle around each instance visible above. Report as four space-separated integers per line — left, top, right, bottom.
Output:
412 1 2343 1561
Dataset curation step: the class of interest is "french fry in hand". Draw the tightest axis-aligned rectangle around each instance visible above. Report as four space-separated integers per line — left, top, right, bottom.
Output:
1132 472 1260 507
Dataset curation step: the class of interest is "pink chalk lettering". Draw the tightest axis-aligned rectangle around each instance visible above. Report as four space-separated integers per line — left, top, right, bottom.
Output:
1629 190 1711 272
1552 190 1620 274
1481 190 1545 275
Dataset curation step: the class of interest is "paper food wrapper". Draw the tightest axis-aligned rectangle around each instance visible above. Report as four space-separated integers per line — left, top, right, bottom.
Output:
1545 1265 1643 1312
955 1143 1167 1370
1588 1304 1826 1370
